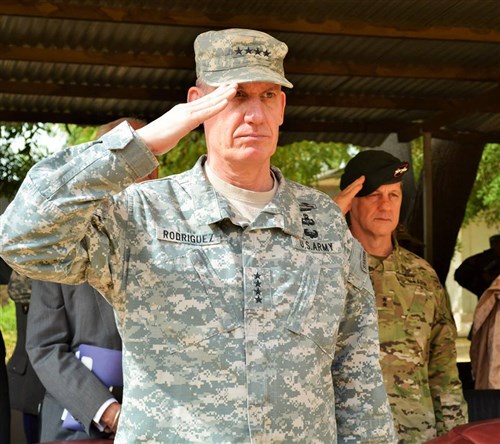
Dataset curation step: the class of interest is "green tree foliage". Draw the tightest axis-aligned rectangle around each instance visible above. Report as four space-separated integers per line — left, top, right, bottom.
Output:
272 140 354 186
158 131 207 176
63 123 98 146
463 143 500 227
0 123 53 199
0 122 103 201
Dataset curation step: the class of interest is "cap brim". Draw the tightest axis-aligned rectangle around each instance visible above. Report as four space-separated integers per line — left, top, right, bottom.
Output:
200 66 293 88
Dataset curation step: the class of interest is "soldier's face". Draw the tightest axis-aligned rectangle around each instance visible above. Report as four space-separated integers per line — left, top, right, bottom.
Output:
350 182 402 239
196 82 285 166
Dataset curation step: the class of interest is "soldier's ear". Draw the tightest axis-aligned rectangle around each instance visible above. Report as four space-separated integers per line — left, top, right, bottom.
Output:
188 86 204 103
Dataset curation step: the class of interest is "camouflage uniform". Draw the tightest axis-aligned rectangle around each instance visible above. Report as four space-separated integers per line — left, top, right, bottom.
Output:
0 122 396 443
369 241 467 443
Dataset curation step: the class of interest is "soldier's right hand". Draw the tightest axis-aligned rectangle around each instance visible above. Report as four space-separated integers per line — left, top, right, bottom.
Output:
333 176 365 215
136 83 238 156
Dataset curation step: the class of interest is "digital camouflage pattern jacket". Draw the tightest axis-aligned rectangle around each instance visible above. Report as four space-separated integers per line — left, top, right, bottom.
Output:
1 121 396 443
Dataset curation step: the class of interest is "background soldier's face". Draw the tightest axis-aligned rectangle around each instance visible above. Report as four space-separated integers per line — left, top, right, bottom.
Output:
350 182 402 238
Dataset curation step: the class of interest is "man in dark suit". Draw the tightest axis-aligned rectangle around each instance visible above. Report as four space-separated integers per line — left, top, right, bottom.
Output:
6 270 45 444
0 329 9 444
0 258 11 444
26 280 123 441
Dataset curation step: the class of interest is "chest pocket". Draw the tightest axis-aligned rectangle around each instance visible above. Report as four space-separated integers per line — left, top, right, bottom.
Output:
285 257 345 358
127 249 239 353
404 284 434 352
376 272 433 352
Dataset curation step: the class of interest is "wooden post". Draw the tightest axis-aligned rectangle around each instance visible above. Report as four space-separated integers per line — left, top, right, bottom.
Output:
423 132 433 264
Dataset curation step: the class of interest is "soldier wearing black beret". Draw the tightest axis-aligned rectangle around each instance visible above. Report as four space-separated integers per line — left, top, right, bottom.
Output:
333 150 408 216
340 150 409 197
334 149 467 442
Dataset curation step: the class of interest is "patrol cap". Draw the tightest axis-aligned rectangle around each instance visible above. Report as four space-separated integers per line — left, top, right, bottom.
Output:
340 150 410 197
194 28 293 88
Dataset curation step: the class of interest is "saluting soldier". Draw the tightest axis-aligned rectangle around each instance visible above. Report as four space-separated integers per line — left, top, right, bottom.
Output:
0 29 395 443
336 150 467 443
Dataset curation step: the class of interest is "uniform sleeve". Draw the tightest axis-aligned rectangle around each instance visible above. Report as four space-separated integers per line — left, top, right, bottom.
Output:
0 122 157 292
428 279 468 434
331 237 397 443
26 280 115 433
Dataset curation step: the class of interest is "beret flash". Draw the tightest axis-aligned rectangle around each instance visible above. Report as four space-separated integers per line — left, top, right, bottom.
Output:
340 150 409 197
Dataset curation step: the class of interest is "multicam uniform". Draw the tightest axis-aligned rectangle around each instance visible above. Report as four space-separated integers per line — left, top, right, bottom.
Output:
368 241 467 443
0 122 396 443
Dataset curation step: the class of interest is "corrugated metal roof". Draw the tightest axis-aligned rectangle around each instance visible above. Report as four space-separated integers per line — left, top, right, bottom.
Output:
1 0 500 147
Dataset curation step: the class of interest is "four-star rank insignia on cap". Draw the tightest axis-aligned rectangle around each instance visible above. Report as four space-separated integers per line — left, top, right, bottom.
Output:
235 46 271 58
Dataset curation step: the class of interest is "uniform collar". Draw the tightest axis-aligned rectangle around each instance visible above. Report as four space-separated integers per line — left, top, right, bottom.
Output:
368 234 402 272
253 166 304 237
188 155 303 237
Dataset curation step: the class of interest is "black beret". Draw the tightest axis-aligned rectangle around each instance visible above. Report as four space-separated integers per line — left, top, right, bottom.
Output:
340 150 409 197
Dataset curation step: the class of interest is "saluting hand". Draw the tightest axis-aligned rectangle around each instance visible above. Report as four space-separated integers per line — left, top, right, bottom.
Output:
136 83 238 156
333 175 365 215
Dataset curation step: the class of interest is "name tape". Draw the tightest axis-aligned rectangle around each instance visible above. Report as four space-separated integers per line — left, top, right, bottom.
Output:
157 228 220 245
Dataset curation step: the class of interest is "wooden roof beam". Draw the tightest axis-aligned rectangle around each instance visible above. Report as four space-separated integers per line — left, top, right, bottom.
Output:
0 112 414 134
2 1 500 43
398 83 500 141
5 79 500 114
0 110 119 126
2 110 499 144
0 45 194 70
420 84 500 132
0 80 188 103
2 44 500 82
282 119 500 144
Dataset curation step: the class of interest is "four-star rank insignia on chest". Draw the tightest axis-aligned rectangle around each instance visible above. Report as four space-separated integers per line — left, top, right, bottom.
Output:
253 272 263 303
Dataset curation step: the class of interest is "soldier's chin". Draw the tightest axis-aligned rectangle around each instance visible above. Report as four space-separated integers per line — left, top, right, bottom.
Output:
372 223 397 236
